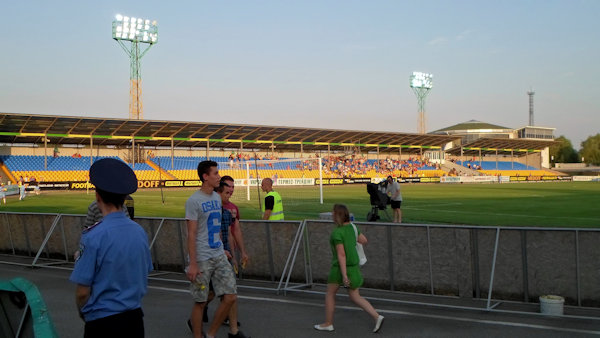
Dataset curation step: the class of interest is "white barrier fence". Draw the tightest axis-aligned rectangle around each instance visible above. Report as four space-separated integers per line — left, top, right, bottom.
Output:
440 176 508 183
572 176 600 182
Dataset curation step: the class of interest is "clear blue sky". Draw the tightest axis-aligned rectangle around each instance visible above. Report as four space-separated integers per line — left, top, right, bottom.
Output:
1 1 598 149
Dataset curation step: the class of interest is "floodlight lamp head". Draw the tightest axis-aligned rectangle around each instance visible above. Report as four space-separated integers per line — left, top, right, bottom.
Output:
410 71 433 89
112 14 158 44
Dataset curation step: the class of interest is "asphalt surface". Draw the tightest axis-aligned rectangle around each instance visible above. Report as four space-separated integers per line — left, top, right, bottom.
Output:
1 258 599 338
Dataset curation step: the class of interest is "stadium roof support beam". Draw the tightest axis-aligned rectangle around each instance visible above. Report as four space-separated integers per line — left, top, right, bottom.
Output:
90 137 94 167
171 138 174 169
44 137 47 170
496 149 498 170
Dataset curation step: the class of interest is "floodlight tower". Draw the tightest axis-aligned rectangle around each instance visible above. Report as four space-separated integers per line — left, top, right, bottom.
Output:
112 14 158 120
409 72 433 134
528 88 535 126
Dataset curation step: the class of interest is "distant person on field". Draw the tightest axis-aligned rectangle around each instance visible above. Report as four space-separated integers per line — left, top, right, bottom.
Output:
69 158 152 338
0 183 6 205
18 180 26 201
386 176 402 223
260 178 284 220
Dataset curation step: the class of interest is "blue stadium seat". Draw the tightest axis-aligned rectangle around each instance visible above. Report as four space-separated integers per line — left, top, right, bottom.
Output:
457 160 537 170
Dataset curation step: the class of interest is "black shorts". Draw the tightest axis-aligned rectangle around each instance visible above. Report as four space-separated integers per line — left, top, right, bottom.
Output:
391 200 402 209
84 308 144 338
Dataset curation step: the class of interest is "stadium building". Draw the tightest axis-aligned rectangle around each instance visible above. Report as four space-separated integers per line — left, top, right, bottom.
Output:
431 120 557 175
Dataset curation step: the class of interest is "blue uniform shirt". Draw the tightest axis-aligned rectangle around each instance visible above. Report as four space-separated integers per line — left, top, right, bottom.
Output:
69 211 153 322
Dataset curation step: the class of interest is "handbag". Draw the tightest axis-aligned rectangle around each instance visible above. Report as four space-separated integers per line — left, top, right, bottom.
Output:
351 223 367 266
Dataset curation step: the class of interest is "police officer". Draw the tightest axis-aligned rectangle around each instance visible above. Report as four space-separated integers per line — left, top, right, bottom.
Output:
70 158 152 338
260 178 284 220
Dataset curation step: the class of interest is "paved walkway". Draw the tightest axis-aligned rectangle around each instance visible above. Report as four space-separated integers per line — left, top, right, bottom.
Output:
1 260 599 337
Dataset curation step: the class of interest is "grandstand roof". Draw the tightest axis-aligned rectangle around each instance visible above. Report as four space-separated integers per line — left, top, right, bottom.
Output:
433 120 511 133
0 113 459 154
445 137 558 156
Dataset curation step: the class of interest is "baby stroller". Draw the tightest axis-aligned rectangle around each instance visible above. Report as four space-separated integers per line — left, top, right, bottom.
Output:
366 181 391 222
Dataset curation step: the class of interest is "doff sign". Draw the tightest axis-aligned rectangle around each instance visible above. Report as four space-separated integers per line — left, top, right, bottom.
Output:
138 180 160 188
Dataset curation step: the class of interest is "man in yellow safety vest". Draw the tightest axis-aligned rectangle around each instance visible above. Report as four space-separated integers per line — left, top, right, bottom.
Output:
261 178 284 220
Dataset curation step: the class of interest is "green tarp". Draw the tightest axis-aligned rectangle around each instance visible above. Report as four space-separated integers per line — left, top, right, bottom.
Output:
0 277 58 338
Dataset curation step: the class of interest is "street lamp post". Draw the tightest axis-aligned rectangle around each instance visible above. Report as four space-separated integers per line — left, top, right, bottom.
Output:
410 72 433 134
112 14 158 120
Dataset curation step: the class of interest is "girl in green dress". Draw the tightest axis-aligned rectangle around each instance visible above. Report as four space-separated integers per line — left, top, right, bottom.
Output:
314 204 385 333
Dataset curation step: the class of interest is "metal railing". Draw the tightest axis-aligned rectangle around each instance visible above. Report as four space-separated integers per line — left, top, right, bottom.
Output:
1 212 599 320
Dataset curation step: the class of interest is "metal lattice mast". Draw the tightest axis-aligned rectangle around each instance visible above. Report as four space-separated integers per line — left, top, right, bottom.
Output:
528 88 535 126
112 15 158 120
412 87 429 134
127 42 143 119
410 72 433 134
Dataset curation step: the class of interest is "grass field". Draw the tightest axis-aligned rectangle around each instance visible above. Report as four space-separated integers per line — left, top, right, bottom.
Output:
2 182 599 227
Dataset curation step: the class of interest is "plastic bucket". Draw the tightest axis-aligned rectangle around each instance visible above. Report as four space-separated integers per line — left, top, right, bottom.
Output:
539 295 564 315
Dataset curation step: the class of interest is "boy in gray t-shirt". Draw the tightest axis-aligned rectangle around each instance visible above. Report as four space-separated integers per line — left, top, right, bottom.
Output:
185 161 239 338
185 189 224 261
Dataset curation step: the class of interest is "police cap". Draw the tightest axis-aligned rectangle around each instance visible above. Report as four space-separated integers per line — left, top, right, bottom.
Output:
90 158 138 195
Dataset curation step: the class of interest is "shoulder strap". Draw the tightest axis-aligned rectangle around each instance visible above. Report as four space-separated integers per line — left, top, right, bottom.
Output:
351 223 358 239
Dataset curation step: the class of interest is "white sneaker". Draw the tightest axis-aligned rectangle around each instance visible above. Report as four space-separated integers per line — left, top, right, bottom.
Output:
373 315 384 333
314 324 334 331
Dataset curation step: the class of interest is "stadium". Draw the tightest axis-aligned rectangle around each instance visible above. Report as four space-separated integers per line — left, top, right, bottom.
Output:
0 112 565 190
1 111 586 223
2 113 600 336
1 110 599 337
2 4 600 335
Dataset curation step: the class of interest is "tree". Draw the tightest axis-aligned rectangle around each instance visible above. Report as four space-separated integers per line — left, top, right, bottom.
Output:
549 136 578 163
580 134 600 165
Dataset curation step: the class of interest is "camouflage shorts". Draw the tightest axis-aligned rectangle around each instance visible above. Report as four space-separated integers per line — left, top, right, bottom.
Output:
190 254 237 302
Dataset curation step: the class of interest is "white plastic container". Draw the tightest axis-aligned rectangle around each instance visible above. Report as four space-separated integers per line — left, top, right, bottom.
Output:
539 295 564 315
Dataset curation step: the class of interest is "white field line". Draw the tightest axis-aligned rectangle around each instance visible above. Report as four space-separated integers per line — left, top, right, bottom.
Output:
406 202 463 208
404 206 600 221
147 285 600 335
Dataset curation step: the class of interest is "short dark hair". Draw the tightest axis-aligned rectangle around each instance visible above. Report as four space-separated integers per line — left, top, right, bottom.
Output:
221 175 234 183
96 188 126 209
197 160 218 182
216 180 228 193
